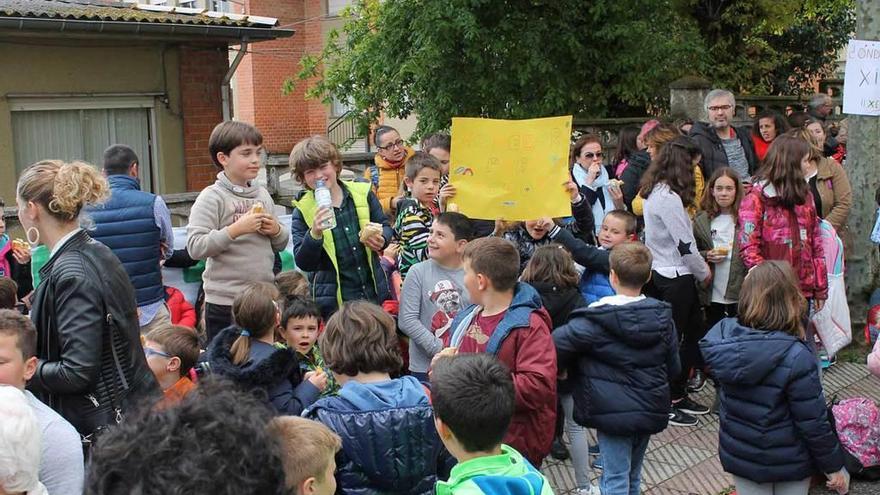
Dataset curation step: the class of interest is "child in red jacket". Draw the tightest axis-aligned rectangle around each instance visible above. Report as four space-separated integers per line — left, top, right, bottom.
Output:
439 237 557 468
164 286 197 329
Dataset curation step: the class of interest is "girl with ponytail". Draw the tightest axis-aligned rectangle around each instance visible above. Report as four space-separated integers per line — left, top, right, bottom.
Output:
205 282 325 414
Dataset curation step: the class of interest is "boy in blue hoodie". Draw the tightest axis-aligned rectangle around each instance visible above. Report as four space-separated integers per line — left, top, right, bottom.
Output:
304 301 446 495
579 210 637 304
432 353 554 495
554 242 680 495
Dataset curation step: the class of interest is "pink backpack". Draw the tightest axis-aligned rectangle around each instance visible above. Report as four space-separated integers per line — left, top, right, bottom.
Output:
832 398 880 469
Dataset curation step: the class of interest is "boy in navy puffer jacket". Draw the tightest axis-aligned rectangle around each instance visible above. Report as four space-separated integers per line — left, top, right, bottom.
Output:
554 242 680 495
303 302 448 495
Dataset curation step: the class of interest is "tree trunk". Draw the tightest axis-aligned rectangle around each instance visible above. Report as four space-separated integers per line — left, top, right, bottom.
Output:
844 0 880 331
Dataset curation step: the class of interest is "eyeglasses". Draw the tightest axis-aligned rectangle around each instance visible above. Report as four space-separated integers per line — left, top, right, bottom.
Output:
708 104 733 112
144 347 171 359
582 151 604 160
378 139 405 151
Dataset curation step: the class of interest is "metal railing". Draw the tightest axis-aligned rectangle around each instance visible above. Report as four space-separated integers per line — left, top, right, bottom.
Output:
328 110 367 152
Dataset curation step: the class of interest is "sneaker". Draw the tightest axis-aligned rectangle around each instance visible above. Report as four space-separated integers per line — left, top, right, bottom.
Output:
588 443 600 456
687 369 707 393
575 484 601 495
550 437 570 460
675 396 710 416
669 407 698 427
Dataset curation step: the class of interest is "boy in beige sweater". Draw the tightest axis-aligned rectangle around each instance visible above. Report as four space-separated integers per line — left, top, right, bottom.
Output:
187 121 290 343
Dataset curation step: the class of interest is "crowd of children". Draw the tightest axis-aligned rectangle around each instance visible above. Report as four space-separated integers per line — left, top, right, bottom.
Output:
3 110 877 495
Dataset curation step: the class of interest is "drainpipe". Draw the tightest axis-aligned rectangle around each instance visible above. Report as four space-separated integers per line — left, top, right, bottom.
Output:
222 37 249 121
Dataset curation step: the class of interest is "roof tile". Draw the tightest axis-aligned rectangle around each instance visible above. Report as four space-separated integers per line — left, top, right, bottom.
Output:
0 0 276 28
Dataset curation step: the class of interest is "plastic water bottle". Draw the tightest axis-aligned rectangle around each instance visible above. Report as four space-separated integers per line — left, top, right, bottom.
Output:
314 179 337 230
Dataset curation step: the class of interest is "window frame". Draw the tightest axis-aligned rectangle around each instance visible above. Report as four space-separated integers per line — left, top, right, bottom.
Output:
8 95 162 193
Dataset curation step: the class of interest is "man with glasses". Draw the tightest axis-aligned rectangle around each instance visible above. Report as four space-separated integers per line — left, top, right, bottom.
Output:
689 89 758 181
366 125 416 215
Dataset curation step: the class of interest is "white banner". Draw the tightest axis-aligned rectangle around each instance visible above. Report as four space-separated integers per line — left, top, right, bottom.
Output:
843 39 880 116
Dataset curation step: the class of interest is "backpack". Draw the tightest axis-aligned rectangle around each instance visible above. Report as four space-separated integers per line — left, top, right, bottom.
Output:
829 397 880 480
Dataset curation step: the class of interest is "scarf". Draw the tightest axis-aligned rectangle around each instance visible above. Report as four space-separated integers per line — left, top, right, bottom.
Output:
572 164 615 235
614 158 629 179
374 146 416 171
754 136 771 161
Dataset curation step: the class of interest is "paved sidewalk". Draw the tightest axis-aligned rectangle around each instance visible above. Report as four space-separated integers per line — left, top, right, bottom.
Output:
541 362 880 495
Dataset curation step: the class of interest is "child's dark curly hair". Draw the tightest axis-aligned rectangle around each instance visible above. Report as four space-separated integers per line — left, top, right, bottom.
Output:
85 378 288 495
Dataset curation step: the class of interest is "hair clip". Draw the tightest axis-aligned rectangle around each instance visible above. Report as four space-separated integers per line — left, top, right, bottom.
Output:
240 329 251 337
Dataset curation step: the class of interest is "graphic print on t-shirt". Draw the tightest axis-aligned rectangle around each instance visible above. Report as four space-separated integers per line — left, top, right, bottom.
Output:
429 279 463 343
458 311 506 354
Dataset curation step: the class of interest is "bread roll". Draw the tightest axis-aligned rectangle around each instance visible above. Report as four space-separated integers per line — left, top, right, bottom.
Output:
359 222 383 243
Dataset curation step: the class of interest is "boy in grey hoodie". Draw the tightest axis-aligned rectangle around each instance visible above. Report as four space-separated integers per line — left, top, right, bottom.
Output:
187 121 290 343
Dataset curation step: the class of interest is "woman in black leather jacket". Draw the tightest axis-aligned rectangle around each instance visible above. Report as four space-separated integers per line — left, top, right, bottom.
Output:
16 160 159 438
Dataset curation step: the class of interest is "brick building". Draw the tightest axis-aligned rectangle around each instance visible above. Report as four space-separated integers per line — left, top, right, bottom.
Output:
233 0 334 157
0 0 293 200
229 0 417 165
235 0 329 156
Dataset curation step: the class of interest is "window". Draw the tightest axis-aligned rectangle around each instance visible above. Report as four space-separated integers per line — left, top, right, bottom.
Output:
328 0 352 16
10 96 159 192
210 0 236 13
330 96 354 117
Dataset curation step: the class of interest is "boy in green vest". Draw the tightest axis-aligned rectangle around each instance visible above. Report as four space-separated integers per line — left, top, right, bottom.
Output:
289 136 393 318
432 353 555 495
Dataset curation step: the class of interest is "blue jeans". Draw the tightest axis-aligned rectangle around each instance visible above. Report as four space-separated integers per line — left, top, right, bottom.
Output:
597 431 650 495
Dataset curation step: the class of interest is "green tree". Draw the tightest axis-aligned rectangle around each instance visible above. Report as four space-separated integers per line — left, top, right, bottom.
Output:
675 0 854 94
290 0 853 139
290 0 703 139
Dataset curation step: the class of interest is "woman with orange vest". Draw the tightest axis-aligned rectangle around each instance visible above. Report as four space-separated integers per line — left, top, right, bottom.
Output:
365 125 416 215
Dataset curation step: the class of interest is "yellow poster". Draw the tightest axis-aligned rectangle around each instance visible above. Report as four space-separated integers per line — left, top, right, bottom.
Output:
449 116 572 221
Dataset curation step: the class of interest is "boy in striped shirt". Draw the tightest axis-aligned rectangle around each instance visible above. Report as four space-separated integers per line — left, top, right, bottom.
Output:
394 152 442 279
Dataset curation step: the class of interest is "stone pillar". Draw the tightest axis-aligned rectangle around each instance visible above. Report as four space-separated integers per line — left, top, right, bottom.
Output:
844 0 880 331
669 76 711 122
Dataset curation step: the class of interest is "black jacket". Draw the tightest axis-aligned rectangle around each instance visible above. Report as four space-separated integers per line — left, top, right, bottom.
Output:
531 281 586 395
700 318 844 482
27 230 159 435
501 196 600 272
554 297 680 436
689 121 759 179
530 282 586 331
620 151 651 212
204 326 320 415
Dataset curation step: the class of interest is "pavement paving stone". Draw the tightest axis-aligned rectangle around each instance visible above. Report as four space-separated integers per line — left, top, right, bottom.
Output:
542 363 880 495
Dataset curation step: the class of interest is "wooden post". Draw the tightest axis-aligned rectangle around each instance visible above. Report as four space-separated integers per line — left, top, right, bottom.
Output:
844 0 880 330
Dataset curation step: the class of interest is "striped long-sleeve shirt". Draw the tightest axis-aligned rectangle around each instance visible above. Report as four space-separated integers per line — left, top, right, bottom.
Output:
394 200 437 280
